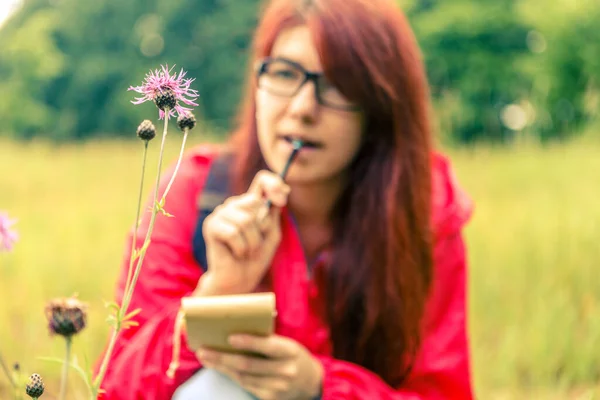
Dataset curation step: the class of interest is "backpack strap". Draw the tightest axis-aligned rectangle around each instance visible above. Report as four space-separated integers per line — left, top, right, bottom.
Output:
192 153 232 271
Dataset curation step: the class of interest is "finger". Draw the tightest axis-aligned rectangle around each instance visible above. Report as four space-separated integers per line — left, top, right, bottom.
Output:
201 360 241 384
219 208 264 255
259 205 281 231
248 170 291 208
228 334 297 359
256 208 282 256
241 377 290 400
205 216 248 259
199 349 286 376
222 193 263 211
201 360 276 400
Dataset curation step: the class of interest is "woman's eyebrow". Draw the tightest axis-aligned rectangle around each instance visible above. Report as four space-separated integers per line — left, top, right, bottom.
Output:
271 55 303 66
270 54 323 74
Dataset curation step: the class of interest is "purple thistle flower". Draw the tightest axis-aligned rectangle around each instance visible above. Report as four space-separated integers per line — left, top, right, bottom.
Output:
128 64 199 120
0 211 18 252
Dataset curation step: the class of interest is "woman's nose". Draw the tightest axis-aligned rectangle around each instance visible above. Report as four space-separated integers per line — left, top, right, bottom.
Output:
286 79 320 122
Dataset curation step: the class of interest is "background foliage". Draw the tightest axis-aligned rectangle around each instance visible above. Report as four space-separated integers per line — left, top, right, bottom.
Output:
0 0 599 398
0 0 598 143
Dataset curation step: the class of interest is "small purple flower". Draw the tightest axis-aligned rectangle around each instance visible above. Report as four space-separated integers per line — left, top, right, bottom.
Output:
128 64 199 120
0 211 18 252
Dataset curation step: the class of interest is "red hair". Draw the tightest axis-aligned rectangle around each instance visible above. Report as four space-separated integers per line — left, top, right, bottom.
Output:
228 0 433 386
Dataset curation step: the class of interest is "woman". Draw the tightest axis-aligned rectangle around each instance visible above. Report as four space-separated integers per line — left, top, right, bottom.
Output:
98 0 475 398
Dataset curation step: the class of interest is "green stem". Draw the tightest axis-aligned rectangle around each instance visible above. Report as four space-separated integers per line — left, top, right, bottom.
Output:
93 111 170 397
13 365 22 400
0 350 16 389
58 337 72 400
124 140 150 293
120 113 169 317
159 128 189 206
91 328 117 398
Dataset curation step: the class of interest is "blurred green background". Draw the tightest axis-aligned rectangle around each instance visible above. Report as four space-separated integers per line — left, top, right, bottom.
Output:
0 0 599 398
1 0 599 143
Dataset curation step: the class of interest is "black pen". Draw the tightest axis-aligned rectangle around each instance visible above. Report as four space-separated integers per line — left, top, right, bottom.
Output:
259 139 304 220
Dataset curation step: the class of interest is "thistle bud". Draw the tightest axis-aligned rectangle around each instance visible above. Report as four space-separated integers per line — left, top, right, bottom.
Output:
44 296 88 337
177 111 196 132
154 88 176 111
25 373 44 399
136 120 156 141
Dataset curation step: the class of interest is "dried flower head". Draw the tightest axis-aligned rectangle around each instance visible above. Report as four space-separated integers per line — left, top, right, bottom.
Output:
0 211 18 252
176 111 196 132
25 373 44 398
44 296 88 337
155 88 176 111
128 64 199 120
136 119 156 141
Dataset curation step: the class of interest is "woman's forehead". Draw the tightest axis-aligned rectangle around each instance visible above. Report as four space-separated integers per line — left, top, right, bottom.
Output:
270 25 323 73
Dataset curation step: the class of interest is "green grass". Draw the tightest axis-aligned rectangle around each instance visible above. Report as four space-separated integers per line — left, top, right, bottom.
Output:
0 133 599 399
453 135 600 399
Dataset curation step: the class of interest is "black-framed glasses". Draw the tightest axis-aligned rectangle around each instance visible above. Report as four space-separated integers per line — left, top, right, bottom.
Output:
255 57 360 111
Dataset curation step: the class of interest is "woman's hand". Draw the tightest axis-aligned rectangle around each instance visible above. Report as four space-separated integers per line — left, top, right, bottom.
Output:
196 334 323 400
196 170 290 296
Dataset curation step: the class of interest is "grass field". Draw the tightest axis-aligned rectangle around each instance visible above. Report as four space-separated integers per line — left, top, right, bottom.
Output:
0 132 599 399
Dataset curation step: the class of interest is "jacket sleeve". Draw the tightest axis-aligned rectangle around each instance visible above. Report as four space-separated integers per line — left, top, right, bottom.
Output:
316 155 475 400
96 149 215 400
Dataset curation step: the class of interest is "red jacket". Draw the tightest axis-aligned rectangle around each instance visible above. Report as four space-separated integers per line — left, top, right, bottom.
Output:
97 144 474 400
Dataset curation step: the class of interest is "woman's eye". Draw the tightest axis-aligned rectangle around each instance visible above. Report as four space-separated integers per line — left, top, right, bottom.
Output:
272 69 297 79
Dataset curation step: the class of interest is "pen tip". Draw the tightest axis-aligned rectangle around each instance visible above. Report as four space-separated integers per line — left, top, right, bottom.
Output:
292 139 304 151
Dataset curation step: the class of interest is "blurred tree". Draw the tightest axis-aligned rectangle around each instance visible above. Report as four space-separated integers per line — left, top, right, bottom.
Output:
406 0 534 143
529 2 600 140
0 0 261 140
0 6 65 139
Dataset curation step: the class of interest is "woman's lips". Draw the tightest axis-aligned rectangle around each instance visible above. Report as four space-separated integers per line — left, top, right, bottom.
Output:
282 135 321 148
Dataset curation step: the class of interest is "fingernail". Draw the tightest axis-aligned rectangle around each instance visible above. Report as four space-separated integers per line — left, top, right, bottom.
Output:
198 349 212 360
228 335 244 347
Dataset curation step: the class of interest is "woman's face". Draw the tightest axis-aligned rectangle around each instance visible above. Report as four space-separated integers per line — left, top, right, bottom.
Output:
255 25 364 186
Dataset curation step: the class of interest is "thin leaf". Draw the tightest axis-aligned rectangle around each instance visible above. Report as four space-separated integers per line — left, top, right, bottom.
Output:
122 320 140 329
81 350 96 390
38 356 92 394
104 301 121 314
106 314 118 327
123 308 142 320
